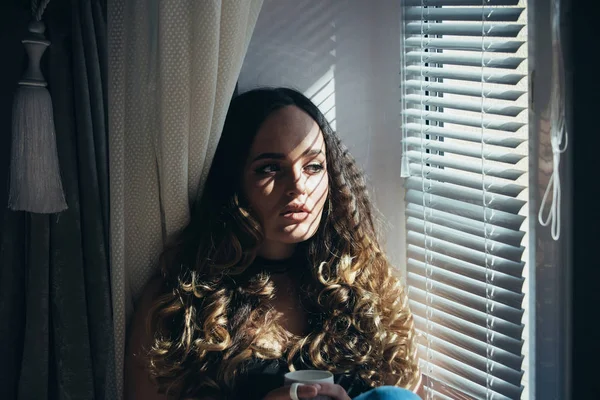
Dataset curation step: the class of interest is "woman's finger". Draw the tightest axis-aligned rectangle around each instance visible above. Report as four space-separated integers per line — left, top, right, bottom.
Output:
316 383 351 400
294 384 320 399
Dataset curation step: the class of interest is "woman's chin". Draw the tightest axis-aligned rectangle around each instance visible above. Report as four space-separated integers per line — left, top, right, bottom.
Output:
274 223 319 244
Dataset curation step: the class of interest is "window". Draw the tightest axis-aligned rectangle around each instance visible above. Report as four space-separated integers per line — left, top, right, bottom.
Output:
400 1 529 399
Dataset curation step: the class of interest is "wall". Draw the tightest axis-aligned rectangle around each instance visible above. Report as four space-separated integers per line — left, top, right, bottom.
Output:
239 0 407 271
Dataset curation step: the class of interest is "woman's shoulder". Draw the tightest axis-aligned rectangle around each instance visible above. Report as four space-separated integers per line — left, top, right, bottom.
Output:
128 275 168 344
127 274 166 351
125 275 169 399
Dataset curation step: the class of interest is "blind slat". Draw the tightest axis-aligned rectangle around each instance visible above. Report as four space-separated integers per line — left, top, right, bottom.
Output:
406 219 525 264
409 288 524 346
406 231 525 277
404 80 526 100
407 245 525 292
416 346 523 399
413 315 524 371
406 204 526 247
420 366 512 400
405 177 526 213
405 189 525 230
408 259 524 308
406 65 525 85
404 7 524 22
405 22 524 37
405 22 523 38
408 272 524 325
405 151 525 180
422 388 456 400
404 109 525 131
403 124 525 148
404 0 519 6
410 299 524 356
416 331 524 386
406 189 525 231
423 376 479 400
405 94 525 117
407 165 526 197
405 37 524 53
405 51 525 69
404 137 525 163
409 284 525 339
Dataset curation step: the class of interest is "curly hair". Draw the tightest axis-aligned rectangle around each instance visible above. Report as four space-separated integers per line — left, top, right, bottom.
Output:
145 88 420 399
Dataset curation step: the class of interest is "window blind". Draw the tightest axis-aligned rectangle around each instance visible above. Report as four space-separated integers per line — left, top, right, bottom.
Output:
400 1 528 399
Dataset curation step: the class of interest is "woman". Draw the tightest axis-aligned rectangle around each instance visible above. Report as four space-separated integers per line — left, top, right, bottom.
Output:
125 88 422 400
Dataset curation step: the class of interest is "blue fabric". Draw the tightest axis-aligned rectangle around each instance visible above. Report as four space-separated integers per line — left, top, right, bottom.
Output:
352 386 422 400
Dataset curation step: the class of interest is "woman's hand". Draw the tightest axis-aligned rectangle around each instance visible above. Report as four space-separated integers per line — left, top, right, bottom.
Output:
262 384 321 400
262 382 350 400
315 383 351 400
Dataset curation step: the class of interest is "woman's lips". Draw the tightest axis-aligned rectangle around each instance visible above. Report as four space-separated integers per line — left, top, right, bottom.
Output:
280 203 310 221
280 211 309 221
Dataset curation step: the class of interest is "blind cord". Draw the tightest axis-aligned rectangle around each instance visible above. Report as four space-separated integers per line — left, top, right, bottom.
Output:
400 1 410 179
417 4 435 399
480 2 493 398
538 0 568 241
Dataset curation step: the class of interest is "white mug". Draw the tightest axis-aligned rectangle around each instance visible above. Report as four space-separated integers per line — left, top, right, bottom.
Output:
284 370 334 400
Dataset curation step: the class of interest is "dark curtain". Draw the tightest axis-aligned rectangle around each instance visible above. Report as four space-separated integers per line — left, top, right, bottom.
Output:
570 1 600 399
0 0 115 399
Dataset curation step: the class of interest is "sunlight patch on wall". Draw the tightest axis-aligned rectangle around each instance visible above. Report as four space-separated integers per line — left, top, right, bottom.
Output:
304 66 336 131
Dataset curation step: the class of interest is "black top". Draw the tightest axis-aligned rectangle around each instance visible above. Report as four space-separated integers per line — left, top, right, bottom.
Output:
250 254 303 273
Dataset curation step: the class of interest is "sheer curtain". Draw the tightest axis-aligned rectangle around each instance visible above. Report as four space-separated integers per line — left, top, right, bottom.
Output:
107 0 263 396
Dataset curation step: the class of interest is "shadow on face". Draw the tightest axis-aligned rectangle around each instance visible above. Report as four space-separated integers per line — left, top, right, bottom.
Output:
242 105 329 259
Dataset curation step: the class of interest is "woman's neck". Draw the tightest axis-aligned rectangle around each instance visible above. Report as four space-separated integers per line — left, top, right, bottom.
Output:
257 240 297 260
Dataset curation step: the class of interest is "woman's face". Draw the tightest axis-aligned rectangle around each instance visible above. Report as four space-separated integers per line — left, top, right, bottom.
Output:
242 105 329 259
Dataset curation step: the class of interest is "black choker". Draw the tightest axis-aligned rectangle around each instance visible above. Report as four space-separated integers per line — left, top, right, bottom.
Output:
253 256 295 273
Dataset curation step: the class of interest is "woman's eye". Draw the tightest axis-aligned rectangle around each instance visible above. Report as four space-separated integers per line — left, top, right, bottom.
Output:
255 164 280 174
305 163 325 173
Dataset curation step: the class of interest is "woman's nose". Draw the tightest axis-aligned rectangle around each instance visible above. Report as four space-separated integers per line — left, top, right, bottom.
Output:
286 171 307 197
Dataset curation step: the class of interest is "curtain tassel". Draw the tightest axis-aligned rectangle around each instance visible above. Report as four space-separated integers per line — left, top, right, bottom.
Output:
8 20 67 213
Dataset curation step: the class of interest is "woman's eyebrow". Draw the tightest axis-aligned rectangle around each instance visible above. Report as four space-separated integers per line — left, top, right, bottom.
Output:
251 148 324 163
303 148 324 158
251 152 286 162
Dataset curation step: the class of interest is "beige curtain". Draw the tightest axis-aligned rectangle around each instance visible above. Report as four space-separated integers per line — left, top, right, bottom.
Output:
107 0 263 397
